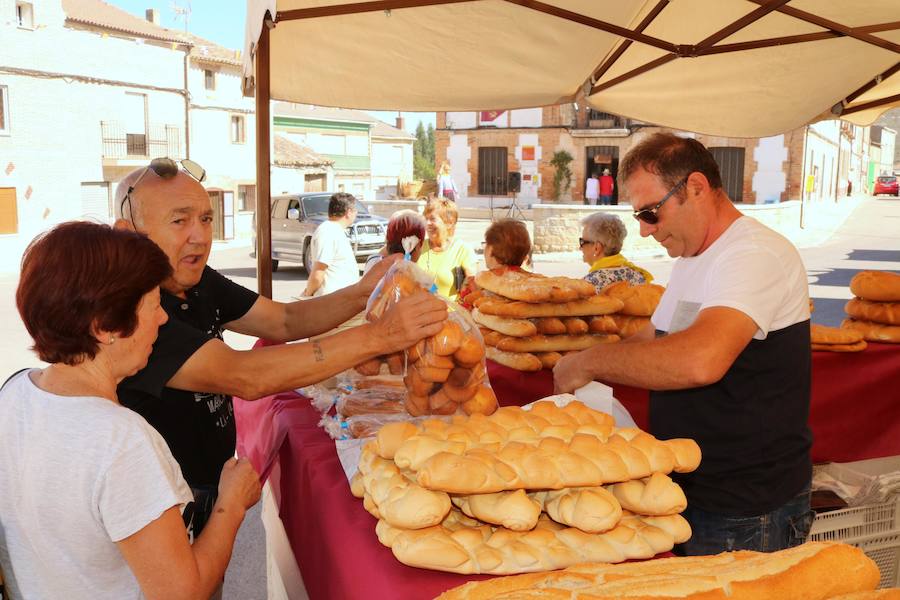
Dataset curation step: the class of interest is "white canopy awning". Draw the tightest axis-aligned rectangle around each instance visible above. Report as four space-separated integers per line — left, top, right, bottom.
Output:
243 0 900 295
244 0 900 137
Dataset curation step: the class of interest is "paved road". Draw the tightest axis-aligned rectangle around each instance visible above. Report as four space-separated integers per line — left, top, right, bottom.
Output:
1 197 898 373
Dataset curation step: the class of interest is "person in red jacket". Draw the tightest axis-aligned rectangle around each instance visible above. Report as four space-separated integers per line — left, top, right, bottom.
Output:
599 168 615 205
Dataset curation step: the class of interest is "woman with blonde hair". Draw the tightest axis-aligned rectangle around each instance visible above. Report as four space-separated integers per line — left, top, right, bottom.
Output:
580 212 653 292
436 161 459 201
417 196 476 302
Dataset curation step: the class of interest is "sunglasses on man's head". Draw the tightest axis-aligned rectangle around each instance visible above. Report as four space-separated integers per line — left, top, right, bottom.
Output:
632 175 688 225
120 157 207 227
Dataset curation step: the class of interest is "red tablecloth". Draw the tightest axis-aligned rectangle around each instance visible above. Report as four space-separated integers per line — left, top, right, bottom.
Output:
234 341 900 599
487 341 900 464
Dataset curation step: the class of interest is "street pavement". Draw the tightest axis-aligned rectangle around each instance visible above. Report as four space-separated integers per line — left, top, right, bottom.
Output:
2 196 896 375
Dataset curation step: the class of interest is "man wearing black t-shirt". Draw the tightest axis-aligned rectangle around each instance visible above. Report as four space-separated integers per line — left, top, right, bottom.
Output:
113 161 447 534
554 134 813 555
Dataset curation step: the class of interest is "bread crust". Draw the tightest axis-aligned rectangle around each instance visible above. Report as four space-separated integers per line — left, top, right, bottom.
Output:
477 294 624 318
472 308 538 337
486 346 543 371
845 298 900 326
495 333 620 353
810 323 865 345
476 270 596 303
811 341 868 352
842 318 900 343
850 270 900 302
601 281 665 317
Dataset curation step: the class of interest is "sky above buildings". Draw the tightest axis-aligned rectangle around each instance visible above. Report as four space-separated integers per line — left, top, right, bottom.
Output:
105 0 436 134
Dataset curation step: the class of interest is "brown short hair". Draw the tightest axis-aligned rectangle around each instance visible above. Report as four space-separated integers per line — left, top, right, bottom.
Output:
484 219 531 267
17 221 172 365
424 197 459 231
619 132 723 195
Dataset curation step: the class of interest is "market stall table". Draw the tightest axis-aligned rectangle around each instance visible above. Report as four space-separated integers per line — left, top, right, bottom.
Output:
486 342 900 464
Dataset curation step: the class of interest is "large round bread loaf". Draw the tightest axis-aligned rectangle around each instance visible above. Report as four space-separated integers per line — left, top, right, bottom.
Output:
845 298 900 326
850 270 900 302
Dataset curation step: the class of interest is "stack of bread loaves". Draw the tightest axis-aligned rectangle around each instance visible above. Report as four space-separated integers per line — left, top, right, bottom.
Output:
350 399 702 575
470 269 623 371
600 281 666 339
811 323 867 353
436 541 888 600
842 271 900 344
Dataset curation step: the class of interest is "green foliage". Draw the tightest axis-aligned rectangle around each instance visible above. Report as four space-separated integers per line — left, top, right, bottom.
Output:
413 121 436 180
550 150 574 200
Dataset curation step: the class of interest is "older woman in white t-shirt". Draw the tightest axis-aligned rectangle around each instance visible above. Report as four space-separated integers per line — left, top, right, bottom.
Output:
0 222 260 600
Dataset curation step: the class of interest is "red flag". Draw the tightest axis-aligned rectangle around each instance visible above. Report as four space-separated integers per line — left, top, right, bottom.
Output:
480 110 506 123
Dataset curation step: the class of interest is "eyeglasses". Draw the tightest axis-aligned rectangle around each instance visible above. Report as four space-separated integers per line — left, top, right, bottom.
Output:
578 238 597 247
632 176 688 225
120 157 206 227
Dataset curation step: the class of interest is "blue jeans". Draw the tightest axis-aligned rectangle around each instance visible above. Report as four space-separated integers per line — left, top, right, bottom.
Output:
676 483 814 556
599 195 613 205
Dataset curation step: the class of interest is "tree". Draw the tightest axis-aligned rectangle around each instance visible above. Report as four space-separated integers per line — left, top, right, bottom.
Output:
413 121 435 181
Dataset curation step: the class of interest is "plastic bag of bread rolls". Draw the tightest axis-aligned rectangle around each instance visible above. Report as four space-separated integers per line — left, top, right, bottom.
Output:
364 259 498 417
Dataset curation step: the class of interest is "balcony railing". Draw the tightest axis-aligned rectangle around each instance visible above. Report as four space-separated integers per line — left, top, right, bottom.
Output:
101 121 183 159
587 110 628 130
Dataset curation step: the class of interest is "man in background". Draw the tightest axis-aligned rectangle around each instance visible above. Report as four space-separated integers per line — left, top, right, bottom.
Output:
303 192 360 297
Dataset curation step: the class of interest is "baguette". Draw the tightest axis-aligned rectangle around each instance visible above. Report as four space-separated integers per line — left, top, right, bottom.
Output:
485 346 542 371
471 308 537 337
845 298 900 326
810 323 864 345
437 541 880 599
475 270 596 303
842 318 900 343
477 294 624 318
496 333 619 353
850 270 900 302
601 281 665 317
535 351 563 369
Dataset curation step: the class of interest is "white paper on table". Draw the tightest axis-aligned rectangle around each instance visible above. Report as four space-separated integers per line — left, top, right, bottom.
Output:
524 382 636 428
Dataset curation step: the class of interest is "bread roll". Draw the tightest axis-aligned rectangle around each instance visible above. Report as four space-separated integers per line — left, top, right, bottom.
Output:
354 357 382 376
532 486 623 534
842 318 900 343
432 320 464 355
485 346 542 371
453 333 485 367
810 323 864 345
601 281 665 317
404 393 429 417
850 270 900 302
436 541 880 599
476 270 596 303
461 385 498 416
451 489 541 532
496 333 619 353
477 294 624 318
471 309 537 337
534 317 567 335
845 298 900 326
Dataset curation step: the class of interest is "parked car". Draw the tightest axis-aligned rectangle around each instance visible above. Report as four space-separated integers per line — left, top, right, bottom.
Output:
253 192 388 272
874 175 899 196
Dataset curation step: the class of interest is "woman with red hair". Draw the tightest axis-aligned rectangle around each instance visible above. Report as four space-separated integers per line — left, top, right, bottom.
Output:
364 209 427 272
0 221 260 600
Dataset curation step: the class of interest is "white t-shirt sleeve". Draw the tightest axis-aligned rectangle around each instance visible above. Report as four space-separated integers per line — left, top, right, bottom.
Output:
96 419 193 542
313 223 340 266
700 242 792 336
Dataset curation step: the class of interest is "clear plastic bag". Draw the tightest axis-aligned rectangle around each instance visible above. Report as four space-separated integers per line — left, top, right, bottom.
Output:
363 259 498 417
335 386 408 418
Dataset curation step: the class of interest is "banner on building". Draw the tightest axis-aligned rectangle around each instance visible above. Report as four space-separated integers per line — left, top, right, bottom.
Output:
480 110 506 123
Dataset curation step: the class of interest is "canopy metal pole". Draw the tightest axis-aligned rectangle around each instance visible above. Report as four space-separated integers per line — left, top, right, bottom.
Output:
255 19 273 298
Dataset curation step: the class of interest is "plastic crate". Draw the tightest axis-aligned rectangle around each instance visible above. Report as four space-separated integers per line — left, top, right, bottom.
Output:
857 532 900 589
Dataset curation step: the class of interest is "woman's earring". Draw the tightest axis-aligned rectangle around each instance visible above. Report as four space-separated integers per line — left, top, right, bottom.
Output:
109 336 115 344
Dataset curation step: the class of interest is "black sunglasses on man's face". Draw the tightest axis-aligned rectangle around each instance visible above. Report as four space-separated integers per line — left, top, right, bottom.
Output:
632 176 688 225
120 158 207 227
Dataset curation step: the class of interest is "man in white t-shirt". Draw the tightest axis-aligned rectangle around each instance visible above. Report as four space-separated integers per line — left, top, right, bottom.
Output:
554 133 812 556
303 193 361 297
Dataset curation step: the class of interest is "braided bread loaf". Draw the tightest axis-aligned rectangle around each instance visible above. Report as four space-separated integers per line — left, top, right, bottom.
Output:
376 508 690 575
356 443 451 529
608 472 688 516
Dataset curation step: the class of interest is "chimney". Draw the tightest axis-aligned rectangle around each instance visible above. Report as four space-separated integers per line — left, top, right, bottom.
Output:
145 8 160 25
395 116 405 131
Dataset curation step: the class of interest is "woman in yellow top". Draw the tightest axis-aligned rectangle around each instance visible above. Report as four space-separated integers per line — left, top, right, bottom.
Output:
417 196 476 302
580 212 654 292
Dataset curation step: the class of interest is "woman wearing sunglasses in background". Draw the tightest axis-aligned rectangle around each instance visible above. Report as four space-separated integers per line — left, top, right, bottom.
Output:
580 212 654 293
